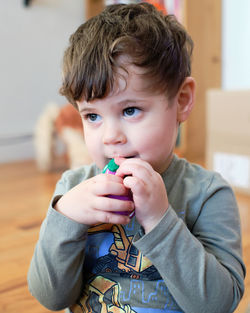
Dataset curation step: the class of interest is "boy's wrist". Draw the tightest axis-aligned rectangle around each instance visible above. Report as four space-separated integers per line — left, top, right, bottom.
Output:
142 205 169 234
53 195 71 219
52 195 67 216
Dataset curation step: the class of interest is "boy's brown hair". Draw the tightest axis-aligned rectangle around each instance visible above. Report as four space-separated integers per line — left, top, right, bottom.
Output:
60 2 193 107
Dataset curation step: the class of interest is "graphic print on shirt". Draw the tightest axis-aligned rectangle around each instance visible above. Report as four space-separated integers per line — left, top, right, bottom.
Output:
70 222 183 313
71 275 136 313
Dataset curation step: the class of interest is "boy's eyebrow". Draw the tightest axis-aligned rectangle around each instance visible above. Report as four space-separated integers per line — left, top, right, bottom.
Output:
79 99 147 113
116 99 146 106
79 106 97 113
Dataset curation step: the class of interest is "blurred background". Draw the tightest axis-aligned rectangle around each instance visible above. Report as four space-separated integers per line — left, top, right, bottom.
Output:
0 0 249 312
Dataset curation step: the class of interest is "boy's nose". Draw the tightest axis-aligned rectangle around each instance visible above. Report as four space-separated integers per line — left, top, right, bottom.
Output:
102 122 127 145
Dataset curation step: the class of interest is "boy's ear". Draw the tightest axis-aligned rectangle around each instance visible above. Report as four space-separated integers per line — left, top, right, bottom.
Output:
177 77 195 123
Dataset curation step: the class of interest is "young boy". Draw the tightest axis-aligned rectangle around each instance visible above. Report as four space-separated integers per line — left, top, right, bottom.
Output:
28 3 245 313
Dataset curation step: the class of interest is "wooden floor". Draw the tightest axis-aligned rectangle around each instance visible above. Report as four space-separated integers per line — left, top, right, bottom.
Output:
0 159 249 313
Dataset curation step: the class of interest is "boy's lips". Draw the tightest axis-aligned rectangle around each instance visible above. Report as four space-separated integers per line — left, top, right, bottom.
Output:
107 155 136 161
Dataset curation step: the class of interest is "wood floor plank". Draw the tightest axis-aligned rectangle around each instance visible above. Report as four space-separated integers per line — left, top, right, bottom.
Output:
0 160 63 313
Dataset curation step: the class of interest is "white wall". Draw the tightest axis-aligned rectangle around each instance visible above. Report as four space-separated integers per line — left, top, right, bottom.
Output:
222 0 250 90
0 0 85 163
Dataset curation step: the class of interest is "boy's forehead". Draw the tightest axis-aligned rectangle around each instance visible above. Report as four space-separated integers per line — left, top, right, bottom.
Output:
113 63 151 94
77 63 169 109
114 60 171 98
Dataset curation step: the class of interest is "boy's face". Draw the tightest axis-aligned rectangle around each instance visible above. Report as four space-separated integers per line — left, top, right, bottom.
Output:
77 65 180 173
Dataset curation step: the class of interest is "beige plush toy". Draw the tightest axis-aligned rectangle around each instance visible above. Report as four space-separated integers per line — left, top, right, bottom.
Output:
34 102 92 171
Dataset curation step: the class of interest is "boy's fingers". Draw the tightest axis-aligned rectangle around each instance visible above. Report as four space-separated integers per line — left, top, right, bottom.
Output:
116 160 153 180
123 175 143 191
123 176 149 202
93 180 129 196
114 157 126 165
93 173 123 183
94 210 132 225
94 196 134 213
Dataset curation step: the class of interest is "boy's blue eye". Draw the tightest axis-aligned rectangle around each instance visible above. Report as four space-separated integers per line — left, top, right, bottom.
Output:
87 114 101 122
123 107 140 117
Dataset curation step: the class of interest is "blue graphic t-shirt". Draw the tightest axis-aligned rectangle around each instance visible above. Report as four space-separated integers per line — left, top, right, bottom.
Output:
69 219 183 313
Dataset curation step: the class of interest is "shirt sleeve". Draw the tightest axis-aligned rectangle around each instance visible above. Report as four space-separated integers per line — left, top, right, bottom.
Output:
133 176 245 313
27 175 90 311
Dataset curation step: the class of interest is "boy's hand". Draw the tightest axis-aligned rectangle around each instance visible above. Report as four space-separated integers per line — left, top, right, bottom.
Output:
115 157 169 234
55 174 134 225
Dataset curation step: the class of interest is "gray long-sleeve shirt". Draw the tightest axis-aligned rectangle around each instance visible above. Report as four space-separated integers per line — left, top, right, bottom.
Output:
28 155 245 313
